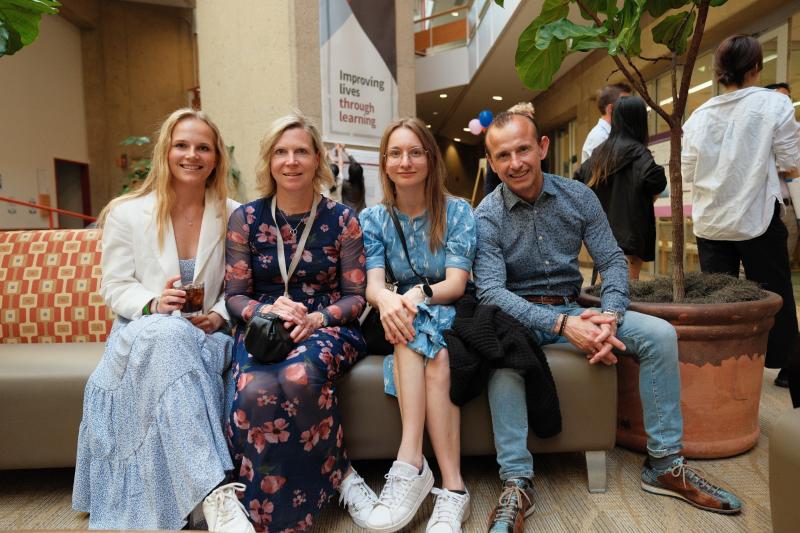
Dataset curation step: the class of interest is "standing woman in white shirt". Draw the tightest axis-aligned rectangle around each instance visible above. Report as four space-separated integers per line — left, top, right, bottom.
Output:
72 108 251 531
681 35 800 407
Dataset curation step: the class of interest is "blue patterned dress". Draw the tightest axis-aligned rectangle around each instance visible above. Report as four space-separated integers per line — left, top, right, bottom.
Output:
73 316 233 529
359 197 477 395
225 195 367 532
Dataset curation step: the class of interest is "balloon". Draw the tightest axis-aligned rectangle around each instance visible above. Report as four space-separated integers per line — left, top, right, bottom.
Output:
468 118 483 135
478 109 494 128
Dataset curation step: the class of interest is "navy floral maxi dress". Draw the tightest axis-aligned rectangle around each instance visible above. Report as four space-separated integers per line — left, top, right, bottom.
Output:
225 195 367 532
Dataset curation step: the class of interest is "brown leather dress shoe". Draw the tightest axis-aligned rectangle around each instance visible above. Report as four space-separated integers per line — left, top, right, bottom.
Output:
641 457 742 514
487 478 535 533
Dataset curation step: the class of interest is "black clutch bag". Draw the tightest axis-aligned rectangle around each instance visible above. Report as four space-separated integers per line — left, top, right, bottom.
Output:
244 312 295 365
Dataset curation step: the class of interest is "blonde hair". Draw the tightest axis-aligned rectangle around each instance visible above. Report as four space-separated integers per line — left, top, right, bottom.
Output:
378 117 449 252
98 108 230 248
254 113 335 198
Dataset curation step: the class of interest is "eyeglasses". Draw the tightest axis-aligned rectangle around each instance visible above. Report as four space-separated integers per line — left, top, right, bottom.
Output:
385 148 428 162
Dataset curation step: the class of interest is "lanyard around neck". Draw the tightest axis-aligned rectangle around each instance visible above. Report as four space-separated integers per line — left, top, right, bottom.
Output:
271 194 320 297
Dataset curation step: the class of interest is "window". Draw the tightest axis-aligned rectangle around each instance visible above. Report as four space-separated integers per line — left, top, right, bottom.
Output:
546 119 577 178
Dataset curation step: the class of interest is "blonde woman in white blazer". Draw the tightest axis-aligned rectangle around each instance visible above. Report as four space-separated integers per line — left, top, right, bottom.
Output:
72 108 252 532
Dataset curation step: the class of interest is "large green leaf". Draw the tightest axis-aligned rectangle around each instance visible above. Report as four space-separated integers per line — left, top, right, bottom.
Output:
535 19 606 49
516 38 567 90
0 0 60 57
652 9 696 55
578 0 606 20
570 36 610 52
647 0 692 18
493 0 504 7
513 0 570 90
614 0 646 55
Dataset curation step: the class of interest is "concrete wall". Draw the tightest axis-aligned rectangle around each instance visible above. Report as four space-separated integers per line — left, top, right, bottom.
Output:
0 15 88 229
78 0 196 214
197 0 416 202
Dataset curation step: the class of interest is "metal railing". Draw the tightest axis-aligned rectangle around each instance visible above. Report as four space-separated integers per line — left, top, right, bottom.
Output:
414 4 470 56
0 195 96 229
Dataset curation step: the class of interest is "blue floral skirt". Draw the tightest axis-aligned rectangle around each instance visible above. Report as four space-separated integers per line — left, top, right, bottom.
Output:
72 315 233 529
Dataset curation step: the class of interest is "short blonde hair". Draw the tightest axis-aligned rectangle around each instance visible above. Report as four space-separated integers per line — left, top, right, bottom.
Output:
99 108 229 248
255 114 335 198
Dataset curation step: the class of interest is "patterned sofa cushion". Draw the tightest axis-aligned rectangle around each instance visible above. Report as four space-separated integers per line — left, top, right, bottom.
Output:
0 229 113 343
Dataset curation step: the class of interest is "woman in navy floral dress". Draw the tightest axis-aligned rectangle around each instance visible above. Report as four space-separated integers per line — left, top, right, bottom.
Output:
225 114 377 532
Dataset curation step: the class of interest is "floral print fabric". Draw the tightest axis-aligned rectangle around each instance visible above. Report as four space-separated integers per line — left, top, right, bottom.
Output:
225 195 367 532
359 197 476 396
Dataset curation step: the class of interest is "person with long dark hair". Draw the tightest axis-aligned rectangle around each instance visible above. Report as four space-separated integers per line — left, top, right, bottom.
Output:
682 35 800 404
575 95 666 279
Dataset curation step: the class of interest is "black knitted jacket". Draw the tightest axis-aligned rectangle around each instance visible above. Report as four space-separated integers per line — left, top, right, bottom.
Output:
443 295 562 438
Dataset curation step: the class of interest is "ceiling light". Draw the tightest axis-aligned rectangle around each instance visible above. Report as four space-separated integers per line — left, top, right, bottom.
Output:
439 93 448 98
451 11 459 17
454 137 461 142
426 124 431 128
433 111 439 115
492 95 503 101
463 128 470 132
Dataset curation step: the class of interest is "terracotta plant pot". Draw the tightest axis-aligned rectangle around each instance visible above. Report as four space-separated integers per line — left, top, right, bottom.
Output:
578 291 782 458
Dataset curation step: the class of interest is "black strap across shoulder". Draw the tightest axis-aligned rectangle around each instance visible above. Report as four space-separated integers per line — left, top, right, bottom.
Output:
387 206 430 285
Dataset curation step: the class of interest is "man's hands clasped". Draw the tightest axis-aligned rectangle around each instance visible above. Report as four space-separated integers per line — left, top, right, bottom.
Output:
560 309 626 365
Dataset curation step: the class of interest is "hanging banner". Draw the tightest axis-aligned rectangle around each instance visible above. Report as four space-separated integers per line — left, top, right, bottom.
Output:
319 0 398 147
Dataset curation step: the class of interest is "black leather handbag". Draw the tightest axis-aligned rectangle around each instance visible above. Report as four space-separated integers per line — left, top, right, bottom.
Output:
244 194 320 364
244 312 295 364
358 262 397 355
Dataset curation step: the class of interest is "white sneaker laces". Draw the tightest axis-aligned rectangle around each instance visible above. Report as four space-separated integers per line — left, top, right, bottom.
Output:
429 488 465 524
340 475 376 513
213 483 249 525
378 470 415 508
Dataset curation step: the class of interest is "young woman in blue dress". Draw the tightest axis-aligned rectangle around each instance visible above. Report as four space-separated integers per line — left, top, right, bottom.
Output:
359 117 477 533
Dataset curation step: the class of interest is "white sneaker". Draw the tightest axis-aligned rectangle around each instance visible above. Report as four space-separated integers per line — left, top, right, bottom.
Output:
366 457 434 532
202 482 255 533
425 487 471 533
339 467 379 528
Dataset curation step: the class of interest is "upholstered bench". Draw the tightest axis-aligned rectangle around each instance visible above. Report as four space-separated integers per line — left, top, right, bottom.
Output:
0 228 617 491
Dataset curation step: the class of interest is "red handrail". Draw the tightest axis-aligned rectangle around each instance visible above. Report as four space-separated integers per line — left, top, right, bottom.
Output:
0 195 97 229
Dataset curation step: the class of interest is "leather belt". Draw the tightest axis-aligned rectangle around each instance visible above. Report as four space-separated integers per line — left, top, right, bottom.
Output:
522 294 577 305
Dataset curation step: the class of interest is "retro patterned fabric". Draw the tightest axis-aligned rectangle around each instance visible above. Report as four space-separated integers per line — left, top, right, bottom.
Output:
0 229 113 343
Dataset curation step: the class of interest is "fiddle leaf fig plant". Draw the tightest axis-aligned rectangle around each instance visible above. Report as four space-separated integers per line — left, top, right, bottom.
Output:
497 0 727 300
0 0 60 57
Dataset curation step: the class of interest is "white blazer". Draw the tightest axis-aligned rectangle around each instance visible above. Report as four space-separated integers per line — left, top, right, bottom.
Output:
100 191 240 321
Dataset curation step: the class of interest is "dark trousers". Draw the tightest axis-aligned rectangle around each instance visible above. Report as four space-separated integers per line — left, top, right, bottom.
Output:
696 202 800 407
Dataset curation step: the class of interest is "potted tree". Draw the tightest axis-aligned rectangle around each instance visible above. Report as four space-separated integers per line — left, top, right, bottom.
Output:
496 0 782 457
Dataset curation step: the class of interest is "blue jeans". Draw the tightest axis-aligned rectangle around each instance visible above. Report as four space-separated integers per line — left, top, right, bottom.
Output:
488 303 683 481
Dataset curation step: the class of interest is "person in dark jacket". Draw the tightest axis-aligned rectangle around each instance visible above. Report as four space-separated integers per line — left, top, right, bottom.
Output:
337 143 367 215
574 95 667 279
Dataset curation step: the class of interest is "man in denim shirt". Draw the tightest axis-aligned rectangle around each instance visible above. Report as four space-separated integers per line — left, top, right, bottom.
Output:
474 108 742 533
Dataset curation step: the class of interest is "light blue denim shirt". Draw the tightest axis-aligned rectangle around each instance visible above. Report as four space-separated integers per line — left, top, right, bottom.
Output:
474 174 629 333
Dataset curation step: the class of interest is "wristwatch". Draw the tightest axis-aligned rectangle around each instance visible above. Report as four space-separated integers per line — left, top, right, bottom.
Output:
416 283 433 305
320 312 330 328
602 310 625 327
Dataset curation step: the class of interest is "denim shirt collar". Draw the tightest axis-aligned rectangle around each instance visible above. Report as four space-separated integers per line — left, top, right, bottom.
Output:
500 173 558 211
